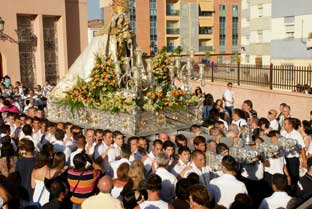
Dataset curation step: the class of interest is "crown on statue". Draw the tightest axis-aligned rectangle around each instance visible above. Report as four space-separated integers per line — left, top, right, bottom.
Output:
112 0 129 13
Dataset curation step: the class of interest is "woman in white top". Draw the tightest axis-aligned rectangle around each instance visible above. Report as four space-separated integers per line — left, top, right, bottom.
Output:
111 163 129 199
31 151 51 207
231 108 247 128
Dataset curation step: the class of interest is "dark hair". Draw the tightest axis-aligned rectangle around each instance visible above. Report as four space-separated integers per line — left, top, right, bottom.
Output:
233 108 244 118
176 178 191 200
20 138 35 152
272 174 288 191
121 143 131 159
3 99 13 108
54 128 65 141
146 174 162 191
49 179 67 200
291 118 301 130
216 143 229 155
73 153 87 170
188 184 210 208
222 155 237 172
178 146 190 155
153 139 163 147
127 136 138 144
193 136 206 146
175 134 187 146
103 129 112 136
203 94 214 106
191 150 205 160
0 125 10 135
163 140 175 150
117 163 130 182
258 118 270 129
42 142 54 155
227 82 233 87
267 130 280 138
35 151 50 169
187 172 200 185
307 157 312 170
51 152 66 169
230 193 253 209
22 124 32 136
113 130 124 139
94 129 104 135
243 100 253 109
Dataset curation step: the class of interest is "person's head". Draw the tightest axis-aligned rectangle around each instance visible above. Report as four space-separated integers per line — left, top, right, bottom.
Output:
35 109 44 119
163 140 175 158
152 139 163 156
117 163 130 182
128 160 145 190
188 184 210 208
54 128 65 141
267 109 277 121
94 129 103 143
85 129 94 145
227 82 233 89
22 124 32 136
175 134 187 147
178 146 191 164
193 136 206 152
76 134 86 148
207 139 217 152
191 150 206 169
279 103 287 112
216 143 229 155
113 131 124 147
19 138 35 154
187 173 200 185
158 132 169 143
272 174 288 192
232 108 243 121
7 113 15 125
138 137 148 151
176 178 191 200
284 118 294 132
215 99 224 109
49 179 67 201
97 175 113 193
230 193 253 209
42 142 54 157
102 129 113 146
70 125 81 139
35 151 50 169
56 122 64 130
292 118 301 130
51 152 66 169
221 155 237 174
73 153 87 171
127 136 138 154
146 174 162 192
120 143 131 159
282 105 291 117
0 140 14 158
156 152 169 168
190 124 201 134
258 118 270 130
194 87 203 97
242 100 253 112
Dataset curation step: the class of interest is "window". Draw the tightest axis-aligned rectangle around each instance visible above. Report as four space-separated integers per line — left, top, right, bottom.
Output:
232 5 239 51
129 0 136 32
150 0 157 54
257 30 263 43
245 55 250 63
217 56 223 64
258 5 263 17
219 5 226 53
284 16 295 39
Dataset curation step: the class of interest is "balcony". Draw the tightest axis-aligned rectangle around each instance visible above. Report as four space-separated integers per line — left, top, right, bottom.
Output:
167 45 175 52
199 11 213 17
166 10 180 16
166 28 180 34
199 27 213 35
199 46 213 52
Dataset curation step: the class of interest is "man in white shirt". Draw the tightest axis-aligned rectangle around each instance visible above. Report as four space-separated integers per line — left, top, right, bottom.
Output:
209 155 247 208
94 130 114 174
223 82 234 122
184 150 211 187
145 140 163 173
173 146 191 178
267 109 279 131
85 129 96 156
259 174 292 209
281 118 306 191
52 129 71 164
155 152 177 203
110 144 130 179
69 134 86 167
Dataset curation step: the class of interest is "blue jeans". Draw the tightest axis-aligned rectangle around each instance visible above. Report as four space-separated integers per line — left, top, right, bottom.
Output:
225 106 234 123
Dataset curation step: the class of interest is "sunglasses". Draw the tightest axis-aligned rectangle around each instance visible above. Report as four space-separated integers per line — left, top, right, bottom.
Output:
268 112 273 115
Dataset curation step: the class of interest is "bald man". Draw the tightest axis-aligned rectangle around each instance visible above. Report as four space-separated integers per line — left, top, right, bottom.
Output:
82 175 124 209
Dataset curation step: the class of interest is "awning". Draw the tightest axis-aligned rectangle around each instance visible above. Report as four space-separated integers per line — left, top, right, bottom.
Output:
199 19 212 27
199 1 213 11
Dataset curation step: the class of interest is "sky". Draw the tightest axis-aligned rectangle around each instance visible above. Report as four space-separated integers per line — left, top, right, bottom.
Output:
87 0 102 20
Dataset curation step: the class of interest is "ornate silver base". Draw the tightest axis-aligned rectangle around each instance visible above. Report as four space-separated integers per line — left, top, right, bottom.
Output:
47 100 202 136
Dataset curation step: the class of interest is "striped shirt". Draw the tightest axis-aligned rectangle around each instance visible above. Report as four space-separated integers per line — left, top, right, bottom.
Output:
67 169 100 204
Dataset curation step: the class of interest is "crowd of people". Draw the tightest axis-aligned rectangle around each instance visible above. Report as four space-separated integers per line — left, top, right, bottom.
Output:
0 77 311 209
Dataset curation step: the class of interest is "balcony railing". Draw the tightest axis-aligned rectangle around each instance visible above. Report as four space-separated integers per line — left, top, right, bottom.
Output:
166 28 180 34
199 27 213 35
166 10 180 16
199 11 213 16
199 46 213 52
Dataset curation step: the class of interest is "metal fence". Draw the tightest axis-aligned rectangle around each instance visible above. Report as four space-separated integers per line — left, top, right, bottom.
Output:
198 62 312 92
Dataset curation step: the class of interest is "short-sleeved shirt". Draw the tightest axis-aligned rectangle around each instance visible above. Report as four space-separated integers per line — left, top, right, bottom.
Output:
67 169 100 204
280 129 305 158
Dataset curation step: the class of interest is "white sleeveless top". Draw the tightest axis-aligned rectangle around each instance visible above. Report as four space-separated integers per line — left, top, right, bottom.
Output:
111 186 123 199
139 200 168 209
33 180 50 206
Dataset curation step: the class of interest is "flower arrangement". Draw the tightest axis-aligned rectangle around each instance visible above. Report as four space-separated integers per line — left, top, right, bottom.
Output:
152 47 171 85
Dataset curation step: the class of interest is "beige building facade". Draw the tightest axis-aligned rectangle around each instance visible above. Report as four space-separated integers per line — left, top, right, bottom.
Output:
0 0 87 87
